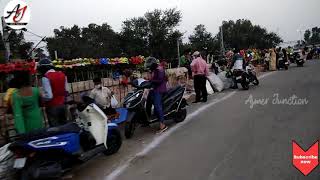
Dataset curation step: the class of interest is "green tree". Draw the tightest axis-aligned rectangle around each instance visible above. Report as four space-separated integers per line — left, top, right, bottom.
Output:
189 24 217 52
119 17 149 56
46 25 83 59
47 23 121 59
0 32 4 50
145 8 182 58
0 32 5 63
216 19 282 49
7 31 33 59
82 23 121 58
304 27 320 45
304 29 311 43
34 48 46 59
119 8 183 59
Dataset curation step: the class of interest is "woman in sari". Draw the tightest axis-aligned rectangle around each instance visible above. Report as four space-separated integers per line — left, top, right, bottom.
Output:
269 48 277 71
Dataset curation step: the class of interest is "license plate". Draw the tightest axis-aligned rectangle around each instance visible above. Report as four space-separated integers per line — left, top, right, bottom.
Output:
236 76 242 80
13 158 26 169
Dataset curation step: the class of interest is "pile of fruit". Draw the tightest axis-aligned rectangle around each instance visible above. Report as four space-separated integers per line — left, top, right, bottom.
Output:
108 57 129 65
130 56 145 65
0 61 36 74
52 56 140 69
52 58 98 69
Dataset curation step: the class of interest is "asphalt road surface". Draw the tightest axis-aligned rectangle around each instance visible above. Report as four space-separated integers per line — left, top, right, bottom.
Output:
73 60 320 180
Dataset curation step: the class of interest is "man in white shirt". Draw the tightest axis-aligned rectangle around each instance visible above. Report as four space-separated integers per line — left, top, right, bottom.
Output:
89 78 116 115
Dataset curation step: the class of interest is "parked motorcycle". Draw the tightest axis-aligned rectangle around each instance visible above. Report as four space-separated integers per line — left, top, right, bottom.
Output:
230 69 250 90
9 99 122 180
246 64 259 86
123 79 187 139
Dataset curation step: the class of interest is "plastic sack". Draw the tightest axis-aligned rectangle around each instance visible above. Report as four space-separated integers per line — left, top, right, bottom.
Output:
0 143 15 180
217 71 234 89
207 73 224 92
206 80 214 95
111 95 119 108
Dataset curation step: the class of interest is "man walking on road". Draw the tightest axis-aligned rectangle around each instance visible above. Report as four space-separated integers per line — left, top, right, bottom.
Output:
191 51 209 103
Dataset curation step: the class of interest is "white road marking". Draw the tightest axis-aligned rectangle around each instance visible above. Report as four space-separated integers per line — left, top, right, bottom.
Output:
208 142 240 179
105 71 275 180
258 71 274 79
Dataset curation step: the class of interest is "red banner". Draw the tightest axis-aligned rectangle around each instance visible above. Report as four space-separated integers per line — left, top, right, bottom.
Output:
292 141 319 176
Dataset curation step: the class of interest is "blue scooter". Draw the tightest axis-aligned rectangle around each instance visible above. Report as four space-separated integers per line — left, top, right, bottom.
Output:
9 99 122 179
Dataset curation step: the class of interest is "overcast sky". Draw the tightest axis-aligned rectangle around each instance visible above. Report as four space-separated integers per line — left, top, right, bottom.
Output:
1 0 319 46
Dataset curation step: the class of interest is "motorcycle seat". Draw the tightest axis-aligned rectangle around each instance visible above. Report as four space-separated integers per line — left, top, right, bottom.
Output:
162 86 183 100
13 123 81 142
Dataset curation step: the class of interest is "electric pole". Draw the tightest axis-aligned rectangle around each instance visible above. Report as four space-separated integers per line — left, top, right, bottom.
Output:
1 16 11 62
220 25 225 56
177 38 181 67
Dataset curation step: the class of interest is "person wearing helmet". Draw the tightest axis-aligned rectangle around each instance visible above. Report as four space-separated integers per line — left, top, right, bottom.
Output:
38 59 68 127
190 51 209 103
145 57 168 133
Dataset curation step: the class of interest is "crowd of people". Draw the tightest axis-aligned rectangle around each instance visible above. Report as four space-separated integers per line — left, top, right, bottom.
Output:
2 45 320 136
3 59 118 135
178 45 320 106
3 59 68 134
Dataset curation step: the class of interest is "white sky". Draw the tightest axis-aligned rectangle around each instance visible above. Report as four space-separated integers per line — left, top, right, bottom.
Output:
1 0 320 45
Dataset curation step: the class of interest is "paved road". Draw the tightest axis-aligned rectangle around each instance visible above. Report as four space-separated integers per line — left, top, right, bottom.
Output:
113 60 320 180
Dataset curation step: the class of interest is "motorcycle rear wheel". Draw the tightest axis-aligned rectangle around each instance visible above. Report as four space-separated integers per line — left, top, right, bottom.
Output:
241 81 249 90
19 160 62 180
252 76 259 85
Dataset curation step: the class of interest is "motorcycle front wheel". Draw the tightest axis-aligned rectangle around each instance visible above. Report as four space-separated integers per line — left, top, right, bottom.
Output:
103 129 122 155
124 120 136 139
174 99 187 123
174 108 187 123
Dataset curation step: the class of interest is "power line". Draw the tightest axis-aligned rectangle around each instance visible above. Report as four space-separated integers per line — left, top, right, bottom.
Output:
23 29 44 39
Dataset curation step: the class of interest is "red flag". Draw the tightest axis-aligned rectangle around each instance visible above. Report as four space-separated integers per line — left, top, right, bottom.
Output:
292 141 319 176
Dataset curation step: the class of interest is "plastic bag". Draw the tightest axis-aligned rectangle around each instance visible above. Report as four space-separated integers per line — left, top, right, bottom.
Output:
0 143 15 180
206 80 214 95
207 73 224 92
217 71 233 89
111 95 119 108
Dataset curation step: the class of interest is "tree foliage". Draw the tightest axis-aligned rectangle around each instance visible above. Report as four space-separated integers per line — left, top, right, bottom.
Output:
120 8 183 58
46 8 182 59
217 19 282 49
0 32 5 63
7 31 33 59
46 24 121 59
189 24 218 52
0 32 4 50
45 15 283 59
304 27 320 45
120 17 149 56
